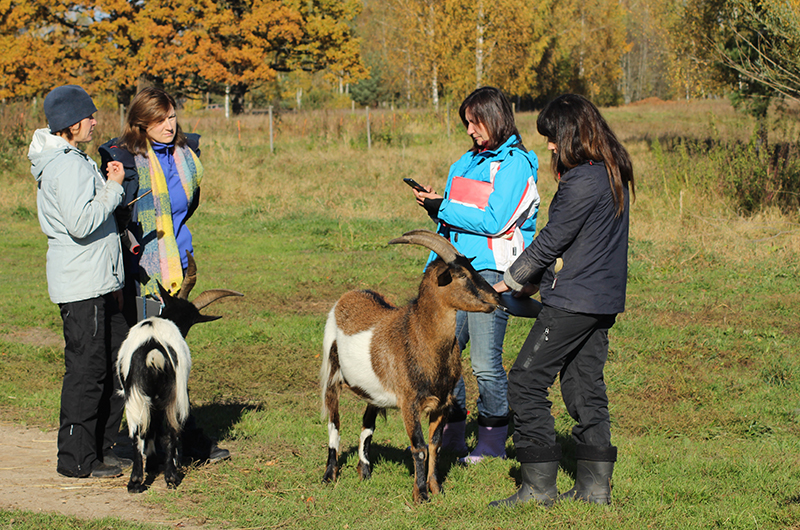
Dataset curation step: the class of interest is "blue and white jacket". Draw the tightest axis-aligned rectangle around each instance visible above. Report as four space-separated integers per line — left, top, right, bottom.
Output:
428 135 540 272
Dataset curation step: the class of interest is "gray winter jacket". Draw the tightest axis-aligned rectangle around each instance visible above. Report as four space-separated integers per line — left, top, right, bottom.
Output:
29 128 125 304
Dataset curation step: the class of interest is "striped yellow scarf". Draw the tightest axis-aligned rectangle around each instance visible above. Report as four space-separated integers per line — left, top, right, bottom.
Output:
134 142 202 297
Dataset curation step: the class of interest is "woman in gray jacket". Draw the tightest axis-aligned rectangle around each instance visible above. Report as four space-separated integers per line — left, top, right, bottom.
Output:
29 85 128 478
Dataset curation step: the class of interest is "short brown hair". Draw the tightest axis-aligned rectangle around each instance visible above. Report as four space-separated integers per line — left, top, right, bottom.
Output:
118 87 186 155
52 126 74 141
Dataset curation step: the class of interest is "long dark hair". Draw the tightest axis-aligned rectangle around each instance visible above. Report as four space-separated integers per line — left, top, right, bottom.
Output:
459 86 524 152
537 94 635 217
117 87 187 155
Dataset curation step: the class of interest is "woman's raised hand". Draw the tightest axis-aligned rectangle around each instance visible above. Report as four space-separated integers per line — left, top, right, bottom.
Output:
106 161 125 185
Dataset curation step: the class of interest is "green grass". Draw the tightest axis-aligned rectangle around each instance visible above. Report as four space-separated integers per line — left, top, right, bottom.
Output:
2 99 800 529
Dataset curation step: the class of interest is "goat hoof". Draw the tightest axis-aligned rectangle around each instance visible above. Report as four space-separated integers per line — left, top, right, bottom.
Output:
357 462 372 480
165 474 181 489
127 482 147 494
322 467 337 483
413 490 430 504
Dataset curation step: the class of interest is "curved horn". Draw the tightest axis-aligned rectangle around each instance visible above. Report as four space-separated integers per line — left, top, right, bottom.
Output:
388 229 461 263
192 289 244 311
177 251 197 300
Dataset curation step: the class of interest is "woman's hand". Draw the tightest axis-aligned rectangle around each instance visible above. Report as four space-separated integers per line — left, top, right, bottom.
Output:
493 280 510 293
413 185 441 206
493 280 539 297
106 161 125 185
517 283 540 297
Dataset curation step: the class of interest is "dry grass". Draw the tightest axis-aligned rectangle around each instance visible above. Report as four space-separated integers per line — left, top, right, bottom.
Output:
5 98 799 262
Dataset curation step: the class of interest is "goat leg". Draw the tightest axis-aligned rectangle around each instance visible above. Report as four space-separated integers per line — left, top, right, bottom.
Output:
163 427 182 489
404 407 430 503
426 409 446 496
322 388 341 483
127 432 147 494
357 405 380 480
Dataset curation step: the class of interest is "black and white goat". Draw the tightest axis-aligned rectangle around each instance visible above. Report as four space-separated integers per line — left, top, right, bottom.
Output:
116 254 242 493
320 229 500 503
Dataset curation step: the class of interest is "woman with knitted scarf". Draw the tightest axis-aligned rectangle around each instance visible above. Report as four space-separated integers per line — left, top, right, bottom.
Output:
100 87 229 464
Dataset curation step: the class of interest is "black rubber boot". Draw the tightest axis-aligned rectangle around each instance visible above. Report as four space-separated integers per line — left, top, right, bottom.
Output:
559 444 617 505
489 461 559 507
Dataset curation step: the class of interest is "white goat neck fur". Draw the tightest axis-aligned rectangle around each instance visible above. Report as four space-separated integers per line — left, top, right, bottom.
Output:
117 317 192 435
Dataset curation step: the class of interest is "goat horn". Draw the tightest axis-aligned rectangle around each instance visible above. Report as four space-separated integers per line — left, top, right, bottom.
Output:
177 251 197 300
192 289 244 311
388 229 461 263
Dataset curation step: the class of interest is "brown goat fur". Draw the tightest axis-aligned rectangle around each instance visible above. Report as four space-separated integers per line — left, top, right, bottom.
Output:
320 231 500 504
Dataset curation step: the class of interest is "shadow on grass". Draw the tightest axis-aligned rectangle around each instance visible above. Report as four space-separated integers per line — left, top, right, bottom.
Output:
326 441 465 490
114 401 256 474
189 401 258 440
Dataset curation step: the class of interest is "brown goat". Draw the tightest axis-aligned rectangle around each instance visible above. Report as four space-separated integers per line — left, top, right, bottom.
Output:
320 229 500 503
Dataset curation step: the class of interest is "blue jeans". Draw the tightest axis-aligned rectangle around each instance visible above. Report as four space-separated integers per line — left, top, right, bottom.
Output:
451 269 510 424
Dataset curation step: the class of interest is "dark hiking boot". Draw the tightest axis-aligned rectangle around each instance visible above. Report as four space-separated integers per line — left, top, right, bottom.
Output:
90 461 124 478
103 449 133 469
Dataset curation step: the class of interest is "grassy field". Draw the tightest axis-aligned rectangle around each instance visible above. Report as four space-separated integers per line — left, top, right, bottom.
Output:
1 99 800 529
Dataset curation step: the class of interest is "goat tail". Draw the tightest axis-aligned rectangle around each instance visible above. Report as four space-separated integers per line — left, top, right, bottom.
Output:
145 348 167 370
320 304 342 421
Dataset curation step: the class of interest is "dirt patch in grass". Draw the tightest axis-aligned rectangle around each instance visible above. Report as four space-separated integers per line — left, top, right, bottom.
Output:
0 422 210 529
0 327 63 349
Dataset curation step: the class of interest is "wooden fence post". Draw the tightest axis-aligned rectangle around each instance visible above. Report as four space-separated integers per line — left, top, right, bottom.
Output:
269 106 274 154
366 105 371 150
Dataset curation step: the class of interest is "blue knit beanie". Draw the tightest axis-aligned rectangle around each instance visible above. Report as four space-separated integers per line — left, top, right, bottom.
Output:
43 85 98 132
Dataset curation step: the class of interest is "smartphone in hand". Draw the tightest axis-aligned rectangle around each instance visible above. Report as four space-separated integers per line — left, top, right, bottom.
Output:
403 178 427 192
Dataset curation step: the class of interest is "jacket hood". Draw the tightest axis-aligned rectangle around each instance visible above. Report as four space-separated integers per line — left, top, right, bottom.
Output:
29 128 79 183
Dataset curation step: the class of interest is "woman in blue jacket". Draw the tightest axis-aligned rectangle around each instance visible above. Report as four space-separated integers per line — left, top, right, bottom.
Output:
490 94 635 507
413 87 540 463
100 88 228 464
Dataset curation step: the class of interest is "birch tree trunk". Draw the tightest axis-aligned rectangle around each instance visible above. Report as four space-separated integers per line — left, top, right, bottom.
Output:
475 0 484 88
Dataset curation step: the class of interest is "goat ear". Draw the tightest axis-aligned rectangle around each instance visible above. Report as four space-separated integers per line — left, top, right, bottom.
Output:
195 314 222 325
437 268 453 287
156 281 172 304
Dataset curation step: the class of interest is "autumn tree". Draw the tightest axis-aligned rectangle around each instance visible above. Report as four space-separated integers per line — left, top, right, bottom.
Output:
672 0 799 143
438 0 551 102
0 0 94 99
357 0 553 107
619 0 674 103
1 0 366 114
713 0 800 106
540 0 629 105
194 0 366 114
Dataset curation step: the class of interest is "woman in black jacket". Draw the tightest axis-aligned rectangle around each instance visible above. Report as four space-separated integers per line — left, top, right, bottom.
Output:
100 88 228 465
490 94 635 507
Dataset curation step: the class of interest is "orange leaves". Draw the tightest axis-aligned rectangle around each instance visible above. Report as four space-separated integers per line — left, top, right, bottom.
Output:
0 0 365 107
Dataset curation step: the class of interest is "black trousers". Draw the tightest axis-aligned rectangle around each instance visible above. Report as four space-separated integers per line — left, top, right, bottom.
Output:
508 305 616 463
57 293 128 476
